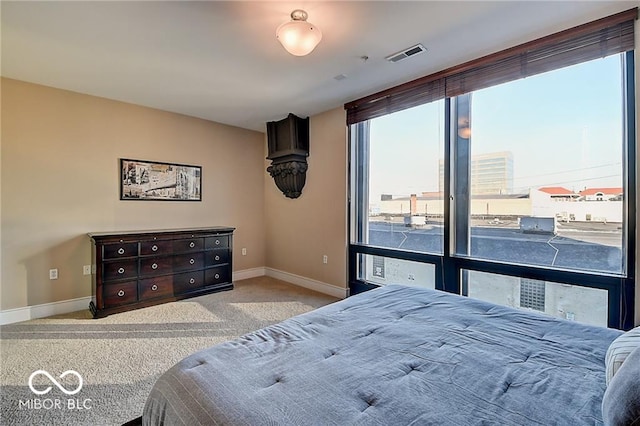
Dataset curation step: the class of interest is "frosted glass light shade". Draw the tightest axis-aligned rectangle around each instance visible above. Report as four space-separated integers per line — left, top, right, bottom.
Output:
276 10 322 56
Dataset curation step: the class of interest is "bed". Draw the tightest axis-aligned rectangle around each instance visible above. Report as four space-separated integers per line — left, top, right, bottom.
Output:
142 284 626 425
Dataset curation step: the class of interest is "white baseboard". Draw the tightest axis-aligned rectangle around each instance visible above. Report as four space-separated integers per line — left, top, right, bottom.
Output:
265 268 348 299
0 296 92 325
233 267 266 281
0 307 31 325
0 267 347 325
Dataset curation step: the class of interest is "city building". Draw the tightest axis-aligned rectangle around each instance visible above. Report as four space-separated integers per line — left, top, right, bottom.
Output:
377 186 623 224
439 151 514 195
579 187 623 201
538 187 580 201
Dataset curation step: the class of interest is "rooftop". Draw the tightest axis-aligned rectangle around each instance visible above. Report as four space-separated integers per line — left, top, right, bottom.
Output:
579 188 623 196
538 187 576 196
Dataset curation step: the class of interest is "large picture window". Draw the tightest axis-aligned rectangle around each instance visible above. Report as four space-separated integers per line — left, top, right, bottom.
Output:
458 56 625 276
347 9 636 329
364 101 445 255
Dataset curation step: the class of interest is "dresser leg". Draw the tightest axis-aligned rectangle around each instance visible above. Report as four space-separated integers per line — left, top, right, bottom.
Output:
89 301 97 318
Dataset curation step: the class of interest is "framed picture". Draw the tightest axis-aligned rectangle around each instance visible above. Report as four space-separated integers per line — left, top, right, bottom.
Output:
120 158 201 201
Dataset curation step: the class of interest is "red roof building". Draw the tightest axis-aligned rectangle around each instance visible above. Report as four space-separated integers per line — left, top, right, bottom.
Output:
537 187 579 201
579 187 623 201
579 187 623 196
538 187 576 196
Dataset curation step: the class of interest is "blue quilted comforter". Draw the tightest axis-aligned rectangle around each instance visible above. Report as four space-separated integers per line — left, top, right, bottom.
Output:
143 285 622 425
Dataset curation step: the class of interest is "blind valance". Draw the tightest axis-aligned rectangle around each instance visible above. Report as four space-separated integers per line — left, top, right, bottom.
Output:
345 8 637 125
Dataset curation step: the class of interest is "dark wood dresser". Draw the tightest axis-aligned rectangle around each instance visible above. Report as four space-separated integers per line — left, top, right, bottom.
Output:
88 227 234 318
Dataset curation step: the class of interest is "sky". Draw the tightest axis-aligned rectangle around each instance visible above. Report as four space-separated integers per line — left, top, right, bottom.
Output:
368 54 625 202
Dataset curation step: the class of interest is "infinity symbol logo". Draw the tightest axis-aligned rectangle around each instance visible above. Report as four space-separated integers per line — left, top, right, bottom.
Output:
28 370 83 396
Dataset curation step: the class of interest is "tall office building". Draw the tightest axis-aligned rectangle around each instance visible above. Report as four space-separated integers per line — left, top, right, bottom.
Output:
439 151 514 195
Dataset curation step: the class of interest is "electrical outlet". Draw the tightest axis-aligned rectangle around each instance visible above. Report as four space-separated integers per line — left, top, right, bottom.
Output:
49 269 58 280
83 265 92 275
322 255 328 264
241 248 247 256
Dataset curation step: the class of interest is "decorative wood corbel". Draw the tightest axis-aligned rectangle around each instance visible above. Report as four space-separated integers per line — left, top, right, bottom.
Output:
266 114 309 199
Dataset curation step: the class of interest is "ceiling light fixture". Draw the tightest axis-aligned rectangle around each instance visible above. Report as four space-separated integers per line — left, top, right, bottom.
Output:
276 9 322 56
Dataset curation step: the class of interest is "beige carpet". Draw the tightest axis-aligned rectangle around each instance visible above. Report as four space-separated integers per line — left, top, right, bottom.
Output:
0 276 339 425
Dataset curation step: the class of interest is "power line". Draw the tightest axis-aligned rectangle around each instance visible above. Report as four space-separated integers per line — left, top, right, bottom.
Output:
511 162 621 182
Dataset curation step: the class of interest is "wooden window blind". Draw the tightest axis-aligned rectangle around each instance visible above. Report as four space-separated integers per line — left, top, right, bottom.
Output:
345 7 637 125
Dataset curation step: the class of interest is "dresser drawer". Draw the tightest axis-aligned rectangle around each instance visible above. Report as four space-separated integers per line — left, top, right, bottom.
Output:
103 242 138 259
205 267 230 286
173 270 204 294
139 275 173 300
173 238 204 253
205 236 229 249
103 260 138 281
140 240 173 256
173 252 204 272
103 281 137 307
140 257 173 276
205 249 229 266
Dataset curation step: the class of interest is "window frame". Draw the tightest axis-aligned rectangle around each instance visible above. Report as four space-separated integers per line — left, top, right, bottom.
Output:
347 12 637 329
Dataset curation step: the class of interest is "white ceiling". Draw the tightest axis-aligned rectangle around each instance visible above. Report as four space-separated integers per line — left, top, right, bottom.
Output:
1 1 636 132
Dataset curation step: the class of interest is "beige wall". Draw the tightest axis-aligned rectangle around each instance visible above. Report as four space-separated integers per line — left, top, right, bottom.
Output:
1 78 266 310
264 107 348 291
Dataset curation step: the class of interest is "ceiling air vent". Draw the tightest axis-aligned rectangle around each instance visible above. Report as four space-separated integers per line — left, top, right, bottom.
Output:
385 44 427 63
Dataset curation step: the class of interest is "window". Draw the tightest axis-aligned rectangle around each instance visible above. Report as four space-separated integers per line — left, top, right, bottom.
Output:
347 9 636 329
456 56 625 276
360 254 436 289
360 101 445 255
520 279 546 312
464 270 608 327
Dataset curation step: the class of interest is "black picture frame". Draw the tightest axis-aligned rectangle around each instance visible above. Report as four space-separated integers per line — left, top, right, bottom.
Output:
120 158 201 201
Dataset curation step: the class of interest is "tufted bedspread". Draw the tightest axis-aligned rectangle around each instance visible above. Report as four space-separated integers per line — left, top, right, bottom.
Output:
143 285 622 425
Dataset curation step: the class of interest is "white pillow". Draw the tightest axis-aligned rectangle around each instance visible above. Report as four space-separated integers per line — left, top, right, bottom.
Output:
602 346 640 425
605 326 640 386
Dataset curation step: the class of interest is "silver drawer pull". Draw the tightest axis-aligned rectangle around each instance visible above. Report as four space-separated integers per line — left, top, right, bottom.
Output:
117 248 125 255
214 273 220 279
118 267 125 274
117 290 125 297
151 263 158 270
152 245 158 252
215 255 220 261
189 242 195 248
189 258 195 265
151 284 158 291
215 239 220 245
189 278 195 284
